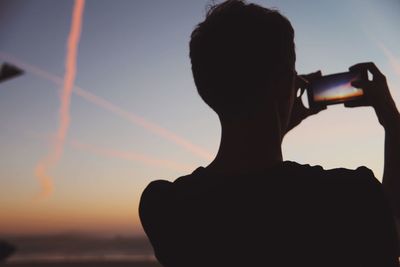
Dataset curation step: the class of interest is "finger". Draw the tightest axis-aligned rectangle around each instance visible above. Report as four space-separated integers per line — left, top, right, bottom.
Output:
293 86 306 99
309 105 327 114
349 62 384 79
344 95 370 108
351 80 370 89
303 103 327 116
344 102 359 108
300 71 322 85
299 86 306 98
344 100 369 108
301 70 322 81
296 75 309 89
349 62 366 71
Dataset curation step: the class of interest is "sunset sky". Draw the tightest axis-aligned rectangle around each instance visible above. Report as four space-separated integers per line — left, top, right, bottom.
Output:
0 0 399 236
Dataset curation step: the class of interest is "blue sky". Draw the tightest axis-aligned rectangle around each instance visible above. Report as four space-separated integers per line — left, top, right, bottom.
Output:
0 0 399 235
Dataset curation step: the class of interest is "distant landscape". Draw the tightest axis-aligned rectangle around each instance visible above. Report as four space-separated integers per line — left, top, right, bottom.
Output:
1 233 161 267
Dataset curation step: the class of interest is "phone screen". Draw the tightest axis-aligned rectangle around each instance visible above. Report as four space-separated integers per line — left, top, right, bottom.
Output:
310 71 363 105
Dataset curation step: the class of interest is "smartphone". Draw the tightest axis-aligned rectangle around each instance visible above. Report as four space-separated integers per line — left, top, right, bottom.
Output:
306 70 367 110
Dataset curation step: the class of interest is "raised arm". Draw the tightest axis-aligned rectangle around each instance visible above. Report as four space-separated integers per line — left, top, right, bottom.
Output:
349 62 400 219
383 111 400 219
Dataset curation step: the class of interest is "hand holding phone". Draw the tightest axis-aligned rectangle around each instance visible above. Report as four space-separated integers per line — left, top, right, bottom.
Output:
287 68 367 134
347 62 399 128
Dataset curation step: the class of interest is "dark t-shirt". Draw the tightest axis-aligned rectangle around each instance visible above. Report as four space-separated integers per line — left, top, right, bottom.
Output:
139 161 399 267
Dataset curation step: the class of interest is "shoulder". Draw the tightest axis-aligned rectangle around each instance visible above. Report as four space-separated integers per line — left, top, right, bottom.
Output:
287 161 381 191
138 179 174 232
139 168 207 219
139 179 173 209
142 179 173 196
325 165 380 187
289 161 378 182
321 165 383 200
139 169 200 211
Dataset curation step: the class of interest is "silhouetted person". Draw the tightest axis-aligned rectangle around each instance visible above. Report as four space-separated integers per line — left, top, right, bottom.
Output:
0 240 16 262
139 1 400 266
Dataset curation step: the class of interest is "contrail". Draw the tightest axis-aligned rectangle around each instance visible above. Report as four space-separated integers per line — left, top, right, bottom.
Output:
70 140 194 172
0 54 214 161
378 42 400 77
0 53 62 85
72 88 214 161
35 0 85 198
361 27 400 78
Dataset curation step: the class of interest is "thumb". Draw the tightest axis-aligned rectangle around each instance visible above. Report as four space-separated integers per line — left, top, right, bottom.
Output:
344 102 359 108
309 105 327 115
351 80 369 89
302 70 322 81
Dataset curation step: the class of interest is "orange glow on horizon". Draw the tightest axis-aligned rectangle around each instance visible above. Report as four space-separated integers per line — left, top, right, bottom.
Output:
0 201 142 236
34 0 86 198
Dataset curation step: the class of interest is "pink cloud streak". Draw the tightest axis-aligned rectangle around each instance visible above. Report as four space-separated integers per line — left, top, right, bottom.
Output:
35 0 85 198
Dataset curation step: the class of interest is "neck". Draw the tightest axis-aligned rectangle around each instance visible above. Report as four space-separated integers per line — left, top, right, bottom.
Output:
205 114 284 176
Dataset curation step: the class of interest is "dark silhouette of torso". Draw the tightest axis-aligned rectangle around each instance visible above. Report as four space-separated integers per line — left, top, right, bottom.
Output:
140 161 399 267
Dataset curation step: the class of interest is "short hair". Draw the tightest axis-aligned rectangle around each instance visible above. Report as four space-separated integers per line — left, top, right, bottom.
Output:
189 0 295 118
